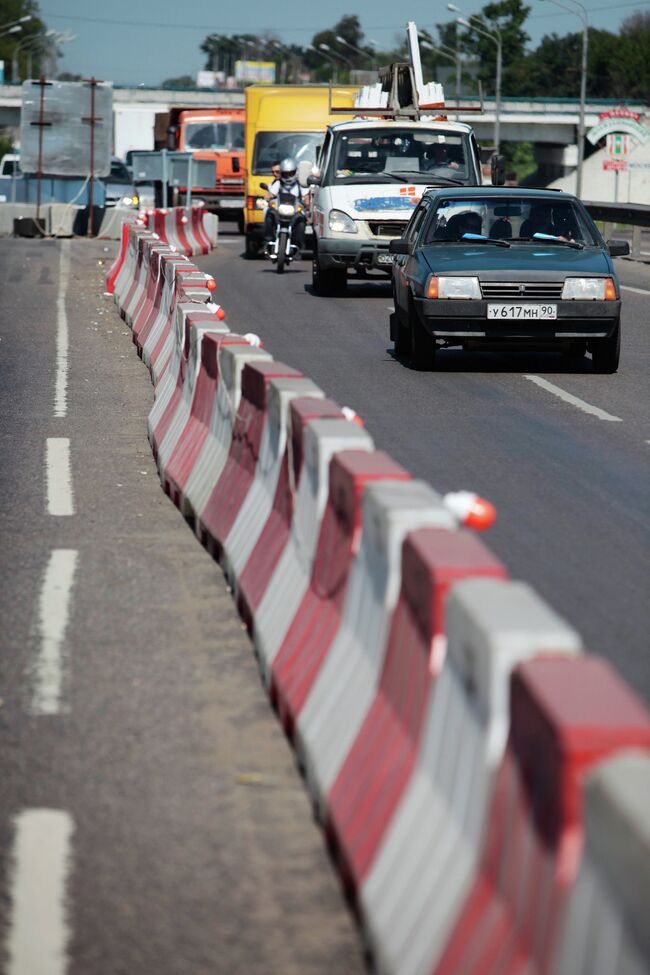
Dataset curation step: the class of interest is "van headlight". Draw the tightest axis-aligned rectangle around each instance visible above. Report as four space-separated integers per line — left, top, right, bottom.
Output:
562 277 617 300
329 209 357 233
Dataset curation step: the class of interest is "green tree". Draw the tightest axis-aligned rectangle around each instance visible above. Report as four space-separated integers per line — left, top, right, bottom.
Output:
0 0 46 82
445 0 530 95
161 74 195 89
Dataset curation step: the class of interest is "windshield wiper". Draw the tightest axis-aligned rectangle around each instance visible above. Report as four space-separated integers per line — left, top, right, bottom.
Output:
380 170 465 185
511 234 585 250
426 235 510 247
461 233 511 247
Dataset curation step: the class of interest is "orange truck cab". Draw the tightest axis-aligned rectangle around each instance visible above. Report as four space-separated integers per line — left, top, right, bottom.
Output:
166 107 245 220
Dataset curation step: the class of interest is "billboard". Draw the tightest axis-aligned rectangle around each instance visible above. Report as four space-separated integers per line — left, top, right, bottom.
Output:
234 60 276 84
20 80 113 177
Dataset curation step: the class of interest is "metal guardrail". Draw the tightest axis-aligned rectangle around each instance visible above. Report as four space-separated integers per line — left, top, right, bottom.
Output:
584 201 650 260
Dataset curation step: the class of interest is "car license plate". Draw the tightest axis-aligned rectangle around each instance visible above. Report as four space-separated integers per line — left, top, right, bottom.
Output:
377 253 393 265
487 303 557 320
217 197 245 207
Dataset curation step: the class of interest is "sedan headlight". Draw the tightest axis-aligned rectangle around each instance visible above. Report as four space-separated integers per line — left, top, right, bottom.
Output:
328 208 357 233
426 275 481 299
562 277 617 300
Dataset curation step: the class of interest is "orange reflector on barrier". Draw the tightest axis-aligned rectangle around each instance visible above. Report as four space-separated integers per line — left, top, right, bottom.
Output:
341 406 365 427
206 277 217 291
443 491 496 531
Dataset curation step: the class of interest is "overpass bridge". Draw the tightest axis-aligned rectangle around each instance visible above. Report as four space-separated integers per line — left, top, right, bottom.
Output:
0 83 647 180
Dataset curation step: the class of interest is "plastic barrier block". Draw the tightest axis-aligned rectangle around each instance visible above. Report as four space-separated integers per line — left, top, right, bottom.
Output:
198 360 304 558
181 343 271 528
253 418 374 683
236 397 345 630
272 450 411 739
326 528 507 898
361 578 582 975
222 376 324 587
433 655 650 975
296 480 456 815
553 750 650 975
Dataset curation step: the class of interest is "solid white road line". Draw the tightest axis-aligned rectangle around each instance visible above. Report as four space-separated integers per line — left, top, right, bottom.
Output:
54 241 71 418
621 284 650 296
46 438 75 516
30 549 78 716
7 809 74 975
524 375 623 422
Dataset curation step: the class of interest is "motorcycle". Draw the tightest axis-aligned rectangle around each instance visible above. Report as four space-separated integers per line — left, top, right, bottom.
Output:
259 182 305 274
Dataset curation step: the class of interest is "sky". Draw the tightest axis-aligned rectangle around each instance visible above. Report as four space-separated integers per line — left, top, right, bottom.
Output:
41 0 650 87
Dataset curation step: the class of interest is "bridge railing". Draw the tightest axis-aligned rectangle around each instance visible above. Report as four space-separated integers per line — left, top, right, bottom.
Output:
585 201 650 260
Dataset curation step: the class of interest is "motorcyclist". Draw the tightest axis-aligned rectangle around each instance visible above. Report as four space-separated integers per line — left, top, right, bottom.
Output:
264 157 306 253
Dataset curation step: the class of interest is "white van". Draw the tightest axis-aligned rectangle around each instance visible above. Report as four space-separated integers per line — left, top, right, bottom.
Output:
309 117 484 294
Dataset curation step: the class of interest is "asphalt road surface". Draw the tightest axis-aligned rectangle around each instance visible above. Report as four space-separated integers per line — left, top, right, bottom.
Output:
0 238 366 975
202 224 650 697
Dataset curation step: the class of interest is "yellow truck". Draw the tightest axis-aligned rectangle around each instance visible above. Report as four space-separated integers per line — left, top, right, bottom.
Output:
243 84 357 256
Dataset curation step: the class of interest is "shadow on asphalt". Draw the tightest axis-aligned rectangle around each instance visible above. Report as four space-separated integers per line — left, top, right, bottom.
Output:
386 347 599 375
303 281 393 299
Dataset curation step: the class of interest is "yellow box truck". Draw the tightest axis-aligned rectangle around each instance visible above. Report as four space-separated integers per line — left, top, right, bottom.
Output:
243 84 357 256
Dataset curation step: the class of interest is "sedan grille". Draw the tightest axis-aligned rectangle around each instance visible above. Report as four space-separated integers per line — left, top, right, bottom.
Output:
368 221 407 238
480 281 564 300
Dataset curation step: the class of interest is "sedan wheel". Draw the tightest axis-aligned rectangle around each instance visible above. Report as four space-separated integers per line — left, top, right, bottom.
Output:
408 298 436 371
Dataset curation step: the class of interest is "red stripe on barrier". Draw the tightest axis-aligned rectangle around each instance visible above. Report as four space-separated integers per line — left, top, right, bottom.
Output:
434 655 650 975
236 396 345 630
198 360 304 557
105 219 130 293
272 450 411 738
327 528 507 895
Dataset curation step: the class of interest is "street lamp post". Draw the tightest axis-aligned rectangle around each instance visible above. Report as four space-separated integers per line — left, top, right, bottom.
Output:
320 42 352 79
310 44 338 83
542 0 588 198
448 4 502 152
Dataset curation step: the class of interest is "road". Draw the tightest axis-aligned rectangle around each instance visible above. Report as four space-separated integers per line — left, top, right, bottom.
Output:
202 225 650 696
0 238 365 975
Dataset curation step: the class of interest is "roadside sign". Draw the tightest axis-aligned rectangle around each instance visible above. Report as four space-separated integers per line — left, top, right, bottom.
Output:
602 160 628 172
606 133 631 159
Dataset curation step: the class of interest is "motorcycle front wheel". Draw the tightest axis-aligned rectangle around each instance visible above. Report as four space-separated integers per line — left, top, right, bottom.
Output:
277 234 288 274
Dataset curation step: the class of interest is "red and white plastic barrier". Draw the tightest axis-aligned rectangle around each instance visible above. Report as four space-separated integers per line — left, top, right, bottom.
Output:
106 230 650 975
144 204 212 257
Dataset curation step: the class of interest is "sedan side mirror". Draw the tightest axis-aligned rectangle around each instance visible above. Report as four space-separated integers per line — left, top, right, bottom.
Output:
389 239 411 255
607 239 630 257
491 153 506 186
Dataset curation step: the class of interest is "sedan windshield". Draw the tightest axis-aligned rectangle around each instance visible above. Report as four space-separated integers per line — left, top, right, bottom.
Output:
422 196 598 245
331 128 471 184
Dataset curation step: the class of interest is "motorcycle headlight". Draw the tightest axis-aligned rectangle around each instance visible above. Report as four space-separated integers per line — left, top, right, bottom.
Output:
121 195 136 206
561 277 617 300
426 275 481 299
329 208 357 233
278 203 296 217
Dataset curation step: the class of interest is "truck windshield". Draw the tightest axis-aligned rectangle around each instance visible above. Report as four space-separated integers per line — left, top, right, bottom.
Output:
253 131 322 174
330 128 472 184
184 121 244 151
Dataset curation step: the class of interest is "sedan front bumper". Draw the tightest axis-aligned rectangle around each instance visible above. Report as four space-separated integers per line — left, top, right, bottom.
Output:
414 298 621 340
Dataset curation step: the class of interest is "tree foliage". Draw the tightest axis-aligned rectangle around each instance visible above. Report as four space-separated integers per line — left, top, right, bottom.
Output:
0 0 46 81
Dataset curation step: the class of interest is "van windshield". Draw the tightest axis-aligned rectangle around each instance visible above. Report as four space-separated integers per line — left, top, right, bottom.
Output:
253 131 321 174
184 121 243 151
329 128 472 184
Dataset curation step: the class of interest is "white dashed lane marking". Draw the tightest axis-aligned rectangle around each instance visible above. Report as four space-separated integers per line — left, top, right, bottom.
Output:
54 241 71 418
621 285 650 296
524 375 623 422
29 549 78 716
46 438 75 516
7 809 74 975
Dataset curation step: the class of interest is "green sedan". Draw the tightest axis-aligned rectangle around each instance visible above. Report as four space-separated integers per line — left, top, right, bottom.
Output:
389 187 628 373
